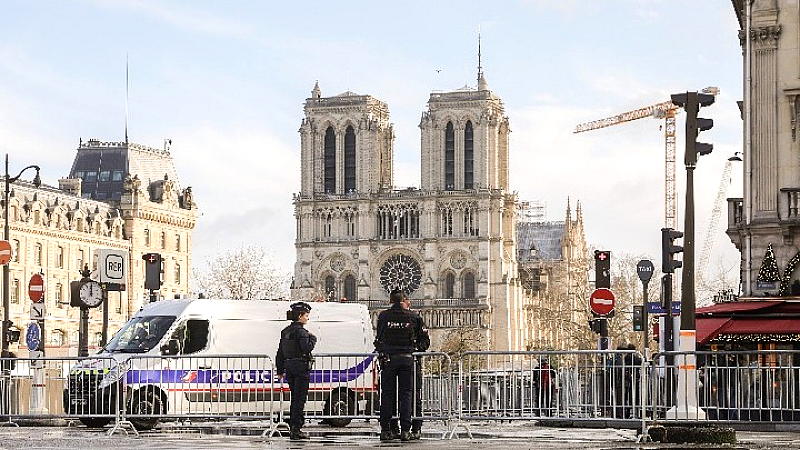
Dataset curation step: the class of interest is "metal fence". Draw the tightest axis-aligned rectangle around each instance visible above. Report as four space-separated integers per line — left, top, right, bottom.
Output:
3 349 800 438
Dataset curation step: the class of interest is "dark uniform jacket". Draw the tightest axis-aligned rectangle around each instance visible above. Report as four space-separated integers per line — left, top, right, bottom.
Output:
374 303 429 355
275 321 317 374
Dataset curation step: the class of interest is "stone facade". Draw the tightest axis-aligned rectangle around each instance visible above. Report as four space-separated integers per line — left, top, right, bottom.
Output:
292 74 589 351
2 140 198 355
517 201 590 350
728 1 800 296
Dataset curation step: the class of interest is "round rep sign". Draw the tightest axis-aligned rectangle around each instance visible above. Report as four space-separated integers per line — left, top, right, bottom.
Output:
589 288 616 316
28 273 45 303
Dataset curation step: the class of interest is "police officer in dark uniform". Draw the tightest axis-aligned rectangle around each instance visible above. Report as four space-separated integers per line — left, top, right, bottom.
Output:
389 296 430 440
375 288 427 442
276 302 317 440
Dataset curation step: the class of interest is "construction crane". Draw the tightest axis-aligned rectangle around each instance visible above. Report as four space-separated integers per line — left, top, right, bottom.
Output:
574 101 679 229
697 152 742 290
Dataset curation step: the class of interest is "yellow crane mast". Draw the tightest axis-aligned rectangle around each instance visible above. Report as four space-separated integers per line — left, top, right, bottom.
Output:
574 100 679 230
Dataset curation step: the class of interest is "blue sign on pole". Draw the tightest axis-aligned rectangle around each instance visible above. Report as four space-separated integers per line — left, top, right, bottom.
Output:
647 301 681 315
26 322 41 351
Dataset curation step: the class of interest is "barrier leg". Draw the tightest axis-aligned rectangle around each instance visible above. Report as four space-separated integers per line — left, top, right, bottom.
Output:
264 381 290 438
107 376 138 437
0 371 18 427
444 359 471 440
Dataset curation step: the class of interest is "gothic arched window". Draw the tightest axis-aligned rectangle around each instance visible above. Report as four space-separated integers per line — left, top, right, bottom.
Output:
344 126 356 193
325 275 336 300
343 274 356 301
324 127 336 193
445 272 455 298
463 272 476 299
464 120 474 189
445 121 455 190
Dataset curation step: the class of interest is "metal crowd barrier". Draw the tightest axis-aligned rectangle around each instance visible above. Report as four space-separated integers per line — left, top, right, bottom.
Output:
651 350 800 423
3 349 800 438
0 355 118 424
458 350 645 425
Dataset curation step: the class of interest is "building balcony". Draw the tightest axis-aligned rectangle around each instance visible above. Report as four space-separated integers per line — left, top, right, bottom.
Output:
340 297 488 311
726 197 744 231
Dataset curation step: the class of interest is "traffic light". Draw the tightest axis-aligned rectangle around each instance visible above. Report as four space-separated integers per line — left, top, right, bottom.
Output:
671 91 714 167
632 305 644 332
2 320 19 343
594 250 611 289
661 227 683 273
142 252 162 290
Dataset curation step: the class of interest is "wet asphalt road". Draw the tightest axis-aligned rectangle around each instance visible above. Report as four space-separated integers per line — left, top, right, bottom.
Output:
1 420 800 449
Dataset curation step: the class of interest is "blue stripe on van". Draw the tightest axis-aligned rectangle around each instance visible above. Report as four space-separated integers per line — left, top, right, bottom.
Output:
125 355 374 385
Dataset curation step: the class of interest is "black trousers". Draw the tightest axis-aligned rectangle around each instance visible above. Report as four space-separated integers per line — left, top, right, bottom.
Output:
380 354 414 431
391 357 423 431
285 361 310 428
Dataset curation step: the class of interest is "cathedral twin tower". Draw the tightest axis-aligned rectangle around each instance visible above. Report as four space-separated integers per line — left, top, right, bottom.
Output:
292 73 525 351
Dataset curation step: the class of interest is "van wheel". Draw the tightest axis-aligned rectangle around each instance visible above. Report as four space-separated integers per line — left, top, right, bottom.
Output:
325 390 354 427
79 418 111 428
129 389 162 431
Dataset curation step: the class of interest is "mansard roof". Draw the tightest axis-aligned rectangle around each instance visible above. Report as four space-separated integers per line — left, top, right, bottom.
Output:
67 139 181 204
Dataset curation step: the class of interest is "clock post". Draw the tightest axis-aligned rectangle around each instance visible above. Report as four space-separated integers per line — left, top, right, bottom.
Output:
70 265 105 357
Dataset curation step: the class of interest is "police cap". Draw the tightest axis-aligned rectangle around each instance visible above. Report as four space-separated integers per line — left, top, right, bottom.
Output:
290 301 312 313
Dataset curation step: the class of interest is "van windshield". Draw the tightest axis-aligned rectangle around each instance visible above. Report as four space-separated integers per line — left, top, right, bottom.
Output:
105 315 176 353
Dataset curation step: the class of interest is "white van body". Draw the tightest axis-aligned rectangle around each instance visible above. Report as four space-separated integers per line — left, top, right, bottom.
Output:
65 299 377 428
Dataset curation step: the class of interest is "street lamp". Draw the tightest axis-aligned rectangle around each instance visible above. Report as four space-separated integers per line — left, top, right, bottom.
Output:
2 154 40 356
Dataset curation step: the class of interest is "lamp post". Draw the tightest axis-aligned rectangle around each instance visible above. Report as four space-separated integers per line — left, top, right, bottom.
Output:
2 154 41 355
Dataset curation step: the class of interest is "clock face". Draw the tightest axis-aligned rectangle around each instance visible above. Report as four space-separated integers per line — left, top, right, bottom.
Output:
379 254 422 295
79 281 104 308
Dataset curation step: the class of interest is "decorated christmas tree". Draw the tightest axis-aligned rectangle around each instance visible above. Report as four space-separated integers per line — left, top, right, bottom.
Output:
757 243 780 282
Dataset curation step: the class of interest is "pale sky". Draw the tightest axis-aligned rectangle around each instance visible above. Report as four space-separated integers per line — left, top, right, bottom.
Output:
0 1 743 280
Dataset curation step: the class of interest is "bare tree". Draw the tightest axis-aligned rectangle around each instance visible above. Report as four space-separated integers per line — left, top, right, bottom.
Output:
605 252 659 352
192 246 290 300
440 326 487 371
696 256 739 305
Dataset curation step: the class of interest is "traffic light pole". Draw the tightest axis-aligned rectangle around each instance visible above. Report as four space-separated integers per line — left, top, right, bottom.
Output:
668 90 712 420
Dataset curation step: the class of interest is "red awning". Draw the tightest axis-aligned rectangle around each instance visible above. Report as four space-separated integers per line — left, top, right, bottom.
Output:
697 300 783 315
722 318 800 335
696 317 731 345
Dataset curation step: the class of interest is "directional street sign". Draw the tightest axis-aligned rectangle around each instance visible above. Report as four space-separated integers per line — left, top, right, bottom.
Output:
30 302 45 320
648 301 681 314
28 273 45 302
589 288 616 316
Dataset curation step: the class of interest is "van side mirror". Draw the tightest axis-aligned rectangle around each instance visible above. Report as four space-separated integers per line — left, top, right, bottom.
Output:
161 339 181 356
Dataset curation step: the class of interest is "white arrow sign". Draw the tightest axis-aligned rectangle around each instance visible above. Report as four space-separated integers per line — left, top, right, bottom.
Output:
30 302 44 320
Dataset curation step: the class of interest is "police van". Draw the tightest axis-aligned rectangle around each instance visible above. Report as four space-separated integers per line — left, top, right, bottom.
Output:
64 299 377 430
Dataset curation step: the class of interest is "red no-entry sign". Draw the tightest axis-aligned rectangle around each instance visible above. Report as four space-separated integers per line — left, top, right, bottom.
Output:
0 240 12 265
28 273 44 303
589 288 615 316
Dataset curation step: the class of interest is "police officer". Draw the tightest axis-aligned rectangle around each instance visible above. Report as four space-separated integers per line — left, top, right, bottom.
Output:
375 288 427 442
389 296 430 440
276 302 317 440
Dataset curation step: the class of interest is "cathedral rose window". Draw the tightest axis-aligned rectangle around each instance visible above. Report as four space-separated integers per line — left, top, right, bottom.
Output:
379 254 422 295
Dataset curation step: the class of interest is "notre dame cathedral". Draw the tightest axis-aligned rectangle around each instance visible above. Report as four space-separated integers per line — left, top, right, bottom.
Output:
290 68 588 352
